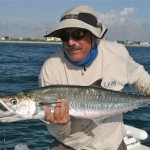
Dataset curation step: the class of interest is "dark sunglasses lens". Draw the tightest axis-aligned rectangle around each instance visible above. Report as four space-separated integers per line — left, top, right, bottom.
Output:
72 30 87 40
60 30 88 42
60 32 69 42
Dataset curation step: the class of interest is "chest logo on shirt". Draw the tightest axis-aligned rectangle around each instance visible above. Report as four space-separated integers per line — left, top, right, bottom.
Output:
103 80 116 88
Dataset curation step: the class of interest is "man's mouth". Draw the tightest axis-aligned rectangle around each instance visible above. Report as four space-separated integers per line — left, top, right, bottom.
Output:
64 45 82 51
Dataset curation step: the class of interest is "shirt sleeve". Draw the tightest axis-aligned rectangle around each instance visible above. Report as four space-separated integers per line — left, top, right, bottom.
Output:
46 121 71 140
38 59 60 86
127 55 150 95
38 58 72 139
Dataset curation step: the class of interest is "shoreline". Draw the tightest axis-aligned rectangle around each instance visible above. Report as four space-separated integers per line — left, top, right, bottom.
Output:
125 44 150 47
0 40 62 44
0 40 150 47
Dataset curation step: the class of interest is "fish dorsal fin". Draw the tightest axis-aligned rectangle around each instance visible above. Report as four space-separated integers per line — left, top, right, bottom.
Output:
91 79 102 88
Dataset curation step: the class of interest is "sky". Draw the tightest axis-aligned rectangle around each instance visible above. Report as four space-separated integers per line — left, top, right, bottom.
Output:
0 0 150 42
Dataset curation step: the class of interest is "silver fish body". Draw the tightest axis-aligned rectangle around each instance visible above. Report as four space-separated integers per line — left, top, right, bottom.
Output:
0 85 150 122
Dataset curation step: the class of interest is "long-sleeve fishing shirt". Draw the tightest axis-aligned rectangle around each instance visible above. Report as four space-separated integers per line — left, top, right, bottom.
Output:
39 39 150 150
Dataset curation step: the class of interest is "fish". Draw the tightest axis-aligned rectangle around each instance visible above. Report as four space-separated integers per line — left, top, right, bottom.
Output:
0 84 150 123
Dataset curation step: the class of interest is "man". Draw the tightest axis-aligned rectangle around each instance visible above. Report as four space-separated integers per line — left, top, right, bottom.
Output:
39 5 150 150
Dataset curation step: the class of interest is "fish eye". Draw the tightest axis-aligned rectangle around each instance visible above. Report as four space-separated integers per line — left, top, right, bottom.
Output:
10 98 17 105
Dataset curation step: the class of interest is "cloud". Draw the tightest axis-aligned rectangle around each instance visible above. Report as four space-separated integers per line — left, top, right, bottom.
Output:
0 7 150 42
98 7 150 42
98 7 135 25
0 16 56 39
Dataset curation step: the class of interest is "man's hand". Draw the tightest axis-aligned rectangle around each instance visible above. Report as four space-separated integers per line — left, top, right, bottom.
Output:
44 98 70 124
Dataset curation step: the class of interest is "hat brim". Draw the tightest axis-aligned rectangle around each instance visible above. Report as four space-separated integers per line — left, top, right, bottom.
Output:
44 19 106 39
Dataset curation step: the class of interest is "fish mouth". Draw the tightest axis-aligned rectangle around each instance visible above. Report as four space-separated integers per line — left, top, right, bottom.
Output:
0 100 14 118
0 100 24 122
0 101 8 112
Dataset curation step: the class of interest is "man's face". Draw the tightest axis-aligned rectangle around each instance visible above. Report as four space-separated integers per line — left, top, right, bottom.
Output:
61 28 95 62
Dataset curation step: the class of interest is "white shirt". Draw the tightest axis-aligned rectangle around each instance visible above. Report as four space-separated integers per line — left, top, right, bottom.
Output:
39 40 150 150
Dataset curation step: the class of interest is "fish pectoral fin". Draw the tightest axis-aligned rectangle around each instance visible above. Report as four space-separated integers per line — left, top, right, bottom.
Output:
38 101 61 106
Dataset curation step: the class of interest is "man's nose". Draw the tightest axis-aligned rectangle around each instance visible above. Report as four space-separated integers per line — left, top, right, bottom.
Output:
68 37 76 46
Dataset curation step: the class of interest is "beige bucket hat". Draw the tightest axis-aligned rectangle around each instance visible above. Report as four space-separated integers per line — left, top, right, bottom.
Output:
44 5 107 39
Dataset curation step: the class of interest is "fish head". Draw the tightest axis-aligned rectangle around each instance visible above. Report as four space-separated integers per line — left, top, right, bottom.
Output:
0 92 36 122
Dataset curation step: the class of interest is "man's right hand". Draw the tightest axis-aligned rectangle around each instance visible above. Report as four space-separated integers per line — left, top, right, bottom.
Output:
44 98 70 124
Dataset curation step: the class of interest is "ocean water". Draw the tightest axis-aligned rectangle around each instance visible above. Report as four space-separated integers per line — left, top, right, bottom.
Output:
0 42 150 149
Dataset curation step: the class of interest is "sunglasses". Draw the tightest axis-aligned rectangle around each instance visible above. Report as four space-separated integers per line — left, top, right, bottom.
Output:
60 29 89 42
